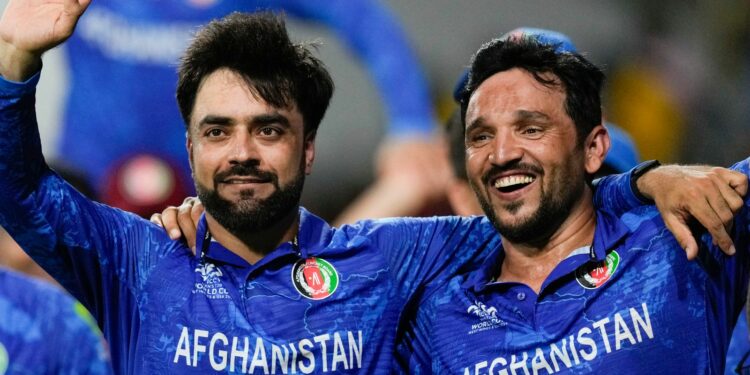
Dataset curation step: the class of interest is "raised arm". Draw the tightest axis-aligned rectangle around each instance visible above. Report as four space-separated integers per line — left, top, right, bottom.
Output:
0 0 177 314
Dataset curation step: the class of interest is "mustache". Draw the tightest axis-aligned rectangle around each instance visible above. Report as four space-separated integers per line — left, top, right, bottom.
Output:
481 161 544 185
214 164 278 184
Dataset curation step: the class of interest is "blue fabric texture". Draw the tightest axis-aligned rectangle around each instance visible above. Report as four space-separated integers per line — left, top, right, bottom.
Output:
726 309 750 374
0 268 112 374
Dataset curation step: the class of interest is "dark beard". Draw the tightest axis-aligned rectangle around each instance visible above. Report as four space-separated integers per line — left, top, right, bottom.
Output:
473 163 584 247
196 164 305 235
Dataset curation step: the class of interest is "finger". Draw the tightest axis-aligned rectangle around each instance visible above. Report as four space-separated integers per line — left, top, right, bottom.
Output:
149 213 164 228
161 206 182 240
715 168 749 198
703 176 737 229
177 204 198 250
662 213 699 260
190 200 204 226
183 196 197 205
688 197 735 256
710 173 745 215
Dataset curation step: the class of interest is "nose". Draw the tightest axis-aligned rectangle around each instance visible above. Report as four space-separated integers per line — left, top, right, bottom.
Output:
489 129 523 166
228 129 260 165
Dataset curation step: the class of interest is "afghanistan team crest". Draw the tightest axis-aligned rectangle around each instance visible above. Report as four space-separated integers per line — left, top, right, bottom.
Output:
292 258 339 300
575 250 620 289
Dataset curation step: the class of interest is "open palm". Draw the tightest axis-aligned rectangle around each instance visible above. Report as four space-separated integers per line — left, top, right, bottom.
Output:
0 0 90 54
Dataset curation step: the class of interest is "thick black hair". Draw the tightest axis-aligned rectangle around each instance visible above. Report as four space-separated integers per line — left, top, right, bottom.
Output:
459 36 604 143
177 12 334 136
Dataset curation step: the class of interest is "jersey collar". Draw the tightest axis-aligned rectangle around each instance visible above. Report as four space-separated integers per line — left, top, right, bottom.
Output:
464 209 631 293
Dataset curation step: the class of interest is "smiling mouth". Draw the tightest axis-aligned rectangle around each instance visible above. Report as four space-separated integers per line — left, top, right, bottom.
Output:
493 175 536 193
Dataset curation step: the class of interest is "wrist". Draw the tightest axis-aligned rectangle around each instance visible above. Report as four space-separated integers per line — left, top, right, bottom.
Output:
0 40 42 82
631 160 661 203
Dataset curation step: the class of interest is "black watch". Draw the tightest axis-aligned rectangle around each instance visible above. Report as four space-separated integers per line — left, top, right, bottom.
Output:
630 160 661 203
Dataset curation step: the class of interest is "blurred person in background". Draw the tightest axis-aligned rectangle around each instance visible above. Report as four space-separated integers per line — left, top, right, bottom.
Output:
0 252 112 374
53 0 438 219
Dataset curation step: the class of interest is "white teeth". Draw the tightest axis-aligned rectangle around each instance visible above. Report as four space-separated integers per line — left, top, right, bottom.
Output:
494 175 535 189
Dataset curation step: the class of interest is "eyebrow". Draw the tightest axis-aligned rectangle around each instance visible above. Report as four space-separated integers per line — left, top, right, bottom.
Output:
465 116 488 135
466 109 552 134
515 110 551 123
197 113 291 128
251 113 291 128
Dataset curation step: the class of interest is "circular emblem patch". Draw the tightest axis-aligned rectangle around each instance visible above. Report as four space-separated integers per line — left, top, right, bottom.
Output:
292 258 339 300
575 250 620 289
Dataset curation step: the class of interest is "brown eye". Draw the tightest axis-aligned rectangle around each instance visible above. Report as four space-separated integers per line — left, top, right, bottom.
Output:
206 128 224 137
467 132 491 146
259 127 281 137
520 127 543 138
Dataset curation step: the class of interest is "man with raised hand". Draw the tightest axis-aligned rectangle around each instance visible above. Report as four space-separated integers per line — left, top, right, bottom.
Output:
406 35 750 374
0 1 745 374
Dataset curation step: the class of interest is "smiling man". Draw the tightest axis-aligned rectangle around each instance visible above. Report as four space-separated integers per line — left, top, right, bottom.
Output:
184 66 313 265
406 36 750 374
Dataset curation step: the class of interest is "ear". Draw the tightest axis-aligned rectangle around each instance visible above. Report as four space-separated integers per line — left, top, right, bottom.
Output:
303 132 316 175
583 124 610 175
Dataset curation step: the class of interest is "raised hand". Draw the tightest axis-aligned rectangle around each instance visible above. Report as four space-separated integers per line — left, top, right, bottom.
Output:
0 0 91 81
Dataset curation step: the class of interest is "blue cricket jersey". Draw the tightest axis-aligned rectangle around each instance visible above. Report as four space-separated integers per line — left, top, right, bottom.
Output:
406 160 750 374
62 0 435 188
0 73 644 374
726 309 750 374
0 267 112 374
0 73 500 374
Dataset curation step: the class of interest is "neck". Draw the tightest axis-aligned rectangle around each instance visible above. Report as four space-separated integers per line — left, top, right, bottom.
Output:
498 188 596 293
205 207 300 265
